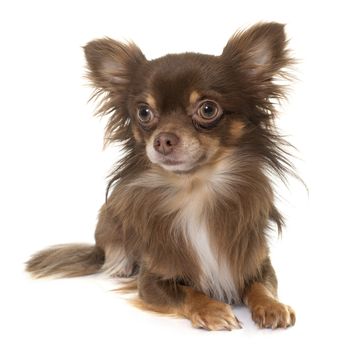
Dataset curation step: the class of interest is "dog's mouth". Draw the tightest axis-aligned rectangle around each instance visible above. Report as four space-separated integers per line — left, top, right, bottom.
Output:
161 158 183 166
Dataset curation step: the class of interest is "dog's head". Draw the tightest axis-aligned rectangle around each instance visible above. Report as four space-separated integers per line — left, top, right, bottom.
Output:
85 22 292 174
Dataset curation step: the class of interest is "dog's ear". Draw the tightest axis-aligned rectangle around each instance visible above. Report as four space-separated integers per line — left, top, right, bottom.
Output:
84 39 146 145
84 38 146 92
222 22 291 82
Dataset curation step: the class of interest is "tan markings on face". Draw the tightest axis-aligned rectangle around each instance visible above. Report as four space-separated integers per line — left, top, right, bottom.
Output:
198 133 219 148
189 91 200 105
145 94 157 110
230 120 245 139
197 133 220 162
132 124 143 142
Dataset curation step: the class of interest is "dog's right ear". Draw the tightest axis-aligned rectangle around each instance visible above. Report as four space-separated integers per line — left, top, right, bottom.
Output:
84 39 146 145
84 38 146 92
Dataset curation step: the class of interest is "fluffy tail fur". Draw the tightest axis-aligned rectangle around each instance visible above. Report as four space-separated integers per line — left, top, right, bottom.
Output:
26 244 105 278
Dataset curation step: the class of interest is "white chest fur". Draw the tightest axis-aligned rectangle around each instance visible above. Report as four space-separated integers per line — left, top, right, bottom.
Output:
177 187 239 304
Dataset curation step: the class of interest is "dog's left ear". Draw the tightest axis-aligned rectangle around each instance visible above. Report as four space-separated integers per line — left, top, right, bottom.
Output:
222 22 291 83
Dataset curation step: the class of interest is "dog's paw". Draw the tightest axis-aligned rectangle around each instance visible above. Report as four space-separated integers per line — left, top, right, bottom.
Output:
190 301 241 331
251 298 296 329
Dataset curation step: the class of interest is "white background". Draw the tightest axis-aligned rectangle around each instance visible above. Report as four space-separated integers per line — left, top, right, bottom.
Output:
1 0 349 349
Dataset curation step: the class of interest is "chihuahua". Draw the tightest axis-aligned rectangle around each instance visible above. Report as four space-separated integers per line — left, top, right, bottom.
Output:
27 22 297 330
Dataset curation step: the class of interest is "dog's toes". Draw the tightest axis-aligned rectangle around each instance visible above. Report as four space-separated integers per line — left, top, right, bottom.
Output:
251 299 295 329
190 302 241 331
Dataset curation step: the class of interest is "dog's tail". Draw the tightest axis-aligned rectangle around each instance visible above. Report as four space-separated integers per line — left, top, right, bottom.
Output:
26 244 105 278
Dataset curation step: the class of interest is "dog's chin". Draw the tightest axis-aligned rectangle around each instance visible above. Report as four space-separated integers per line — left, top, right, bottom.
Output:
148 154 206 174
158 160 197 173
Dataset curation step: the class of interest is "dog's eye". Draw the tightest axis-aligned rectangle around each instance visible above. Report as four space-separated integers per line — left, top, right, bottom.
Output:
198 101 220 120
193 100 223 130
137 104 154 123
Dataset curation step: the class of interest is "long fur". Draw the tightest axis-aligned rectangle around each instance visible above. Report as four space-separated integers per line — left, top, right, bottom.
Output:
26 244 104 278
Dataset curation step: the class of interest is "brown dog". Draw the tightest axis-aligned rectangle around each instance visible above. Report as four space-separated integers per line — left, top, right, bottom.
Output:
27 22 297 330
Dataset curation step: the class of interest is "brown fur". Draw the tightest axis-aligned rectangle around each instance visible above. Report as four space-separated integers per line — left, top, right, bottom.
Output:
244 282 296 328
132 285 241 331
26 244 104 278
26 22 298 330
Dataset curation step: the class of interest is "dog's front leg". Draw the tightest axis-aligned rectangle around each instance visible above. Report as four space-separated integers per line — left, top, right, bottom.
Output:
138 269 241 331
243 259 296 329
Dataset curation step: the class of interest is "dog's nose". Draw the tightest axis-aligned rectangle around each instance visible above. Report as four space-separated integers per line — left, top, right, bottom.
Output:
153 132 179 155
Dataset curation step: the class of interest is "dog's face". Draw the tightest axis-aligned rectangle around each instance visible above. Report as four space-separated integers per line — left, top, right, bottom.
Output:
129 54 245 173
85 23 290 173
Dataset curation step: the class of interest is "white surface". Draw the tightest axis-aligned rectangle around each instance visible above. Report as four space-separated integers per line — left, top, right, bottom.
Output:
1 0 350 349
